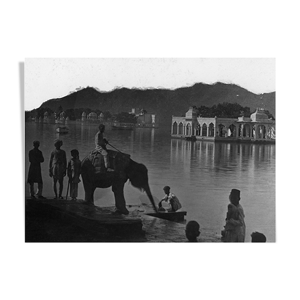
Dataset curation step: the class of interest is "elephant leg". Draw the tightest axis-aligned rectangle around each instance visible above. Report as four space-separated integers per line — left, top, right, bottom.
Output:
83 180 95 205
112 182 129 215
90 186 96 204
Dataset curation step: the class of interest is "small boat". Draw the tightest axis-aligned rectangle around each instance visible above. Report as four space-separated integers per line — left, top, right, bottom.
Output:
135 123 159 128
146 211 187 222
56 126 69 134
112 122 135 130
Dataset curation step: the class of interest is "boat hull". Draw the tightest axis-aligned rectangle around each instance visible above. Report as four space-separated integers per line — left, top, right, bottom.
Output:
112 126 134 130
146 211 187 222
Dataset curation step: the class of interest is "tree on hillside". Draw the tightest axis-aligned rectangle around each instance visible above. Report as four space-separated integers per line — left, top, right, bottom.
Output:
95 109 102 116
197 105 214 117
65 108 76 120
36 107 54 118
264 109 275 120
102 111 112 121
56 105 63 116
197 102 251 118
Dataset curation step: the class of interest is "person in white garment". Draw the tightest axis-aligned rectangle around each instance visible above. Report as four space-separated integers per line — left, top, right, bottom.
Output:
158 186 182 212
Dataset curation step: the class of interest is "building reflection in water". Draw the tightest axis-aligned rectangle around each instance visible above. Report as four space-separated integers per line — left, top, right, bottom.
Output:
170 139 275 179
131 128 159 156
150 128 155 152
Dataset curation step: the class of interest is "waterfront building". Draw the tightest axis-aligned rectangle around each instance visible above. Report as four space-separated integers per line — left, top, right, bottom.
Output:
135 109 158 128
59 111 65 121
98 112 104 121
42 111 55 124
43 111 49 123
87 112 97 120
136 113 158 128
130 108 142 115
171 107 275 142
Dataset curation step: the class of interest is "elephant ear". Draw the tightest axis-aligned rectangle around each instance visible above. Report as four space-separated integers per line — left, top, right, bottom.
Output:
126 160 149 191
108 150 131 172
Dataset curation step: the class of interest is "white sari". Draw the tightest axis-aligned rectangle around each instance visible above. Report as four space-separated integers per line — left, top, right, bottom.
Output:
224 204 246 242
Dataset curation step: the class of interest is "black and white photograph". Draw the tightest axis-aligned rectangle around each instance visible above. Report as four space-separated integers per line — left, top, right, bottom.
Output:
24 58 275 243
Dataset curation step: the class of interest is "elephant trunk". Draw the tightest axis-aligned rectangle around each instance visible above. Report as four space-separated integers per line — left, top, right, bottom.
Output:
143 183 158 213
126 160 158 213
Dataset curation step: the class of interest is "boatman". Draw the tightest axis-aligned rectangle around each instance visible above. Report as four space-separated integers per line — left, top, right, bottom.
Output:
27 140 46 199
158 186 182 212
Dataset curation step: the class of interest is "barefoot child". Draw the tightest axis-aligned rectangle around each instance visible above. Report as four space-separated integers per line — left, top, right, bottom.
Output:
49 139 67 199
67 149 81 200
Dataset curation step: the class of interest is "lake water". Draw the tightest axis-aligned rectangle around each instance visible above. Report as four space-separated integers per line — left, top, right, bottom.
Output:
25 122 276 242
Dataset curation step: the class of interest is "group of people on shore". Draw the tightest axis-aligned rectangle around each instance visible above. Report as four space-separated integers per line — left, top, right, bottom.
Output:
27 139 82 200
27 124 111 201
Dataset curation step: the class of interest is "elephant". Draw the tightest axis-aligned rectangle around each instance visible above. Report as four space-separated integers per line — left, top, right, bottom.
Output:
81 149 158 215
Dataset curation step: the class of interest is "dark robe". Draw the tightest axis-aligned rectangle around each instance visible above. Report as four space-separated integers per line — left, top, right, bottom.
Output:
27 148 44 183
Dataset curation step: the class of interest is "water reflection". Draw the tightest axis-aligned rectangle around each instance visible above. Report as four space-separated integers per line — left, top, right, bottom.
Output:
170 139 275 175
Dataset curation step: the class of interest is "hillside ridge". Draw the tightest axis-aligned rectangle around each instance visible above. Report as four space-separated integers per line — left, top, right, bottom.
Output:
39 82 275 125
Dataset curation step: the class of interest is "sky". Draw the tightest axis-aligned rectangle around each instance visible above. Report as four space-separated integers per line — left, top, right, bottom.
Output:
25 58 275 111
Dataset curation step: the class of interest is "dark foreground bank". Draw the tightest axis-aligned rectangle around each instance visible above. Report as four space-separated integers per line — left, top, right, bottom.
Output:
25 199 220 242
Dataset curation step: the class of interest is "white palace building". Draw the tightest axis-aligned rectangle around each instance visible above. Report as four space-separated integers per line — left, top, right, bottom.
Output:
171 107 275 143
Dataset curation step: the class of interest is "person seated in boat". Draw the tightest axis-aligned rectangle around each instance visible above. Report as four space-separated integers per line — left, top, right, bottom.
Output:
94 124 113 171
158 186 182 212
185 220 201 242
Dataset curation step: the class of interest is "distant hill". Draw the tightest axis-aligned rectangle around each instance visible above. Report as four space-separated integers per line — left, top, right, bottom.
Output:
39 82 275 125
